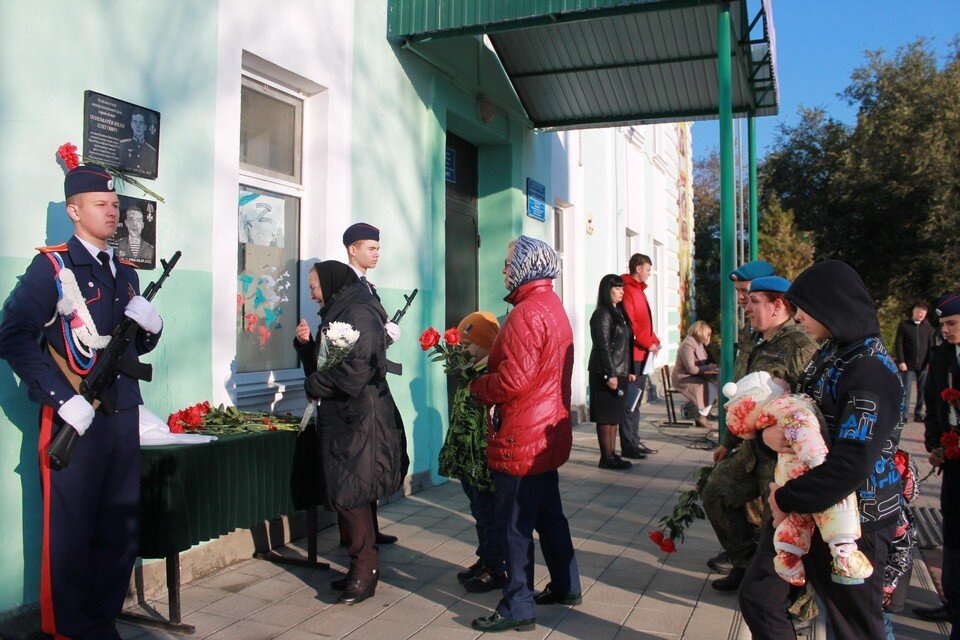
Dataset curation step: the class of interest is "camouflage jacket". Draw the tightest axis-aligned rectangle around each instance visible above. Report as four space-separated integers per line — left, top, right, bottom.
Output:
724 318 819 450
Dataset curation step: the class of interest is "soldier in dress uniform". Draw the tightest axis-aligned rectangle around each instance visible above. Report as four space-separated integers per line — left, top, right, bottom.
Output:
0 164 163 639
117 111 158 175
917 294 960 632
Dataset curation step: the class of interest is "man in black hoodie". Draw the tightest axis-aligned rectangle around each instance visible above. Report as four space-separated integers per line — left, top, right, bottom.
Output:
739 260 904 639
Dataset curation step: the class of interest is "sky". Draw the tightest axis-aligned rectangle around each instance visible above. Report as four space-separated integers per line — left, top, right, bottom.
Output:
692 0 960 163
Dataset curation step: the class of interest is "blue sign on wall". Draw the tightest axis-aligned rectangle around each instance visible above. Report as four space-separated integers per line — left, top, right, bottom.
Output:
526 178 546 222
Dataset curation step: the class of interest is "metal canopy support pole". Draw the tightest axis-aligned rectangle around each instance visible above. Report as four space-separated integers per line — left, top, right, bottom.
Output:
749 115 758 261
718 2 735 441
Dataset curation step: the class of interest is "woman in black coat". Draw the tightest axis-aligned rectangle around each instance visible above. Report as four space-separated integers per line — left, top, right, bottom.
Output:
293 261 407 605
588 274 635 470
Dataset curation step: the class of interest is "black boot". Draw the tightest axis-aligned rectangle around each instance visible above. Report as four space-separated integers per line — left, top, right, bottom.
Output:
711 568 745 592
913 602 952 621
457 561 482 584
598 455 632 470
706 550 733 575
464 567 507 593
338 576 377 604
332 568 377 591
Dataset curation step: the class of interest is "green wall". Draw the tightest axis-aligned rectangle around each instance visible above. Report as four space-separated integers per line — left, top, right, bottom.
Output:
0 1 218 611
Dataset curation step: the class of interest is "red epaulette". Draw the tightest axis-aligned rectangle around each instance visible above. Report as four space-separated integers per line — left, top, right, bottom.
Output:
118 258 139 269
36 243 68 253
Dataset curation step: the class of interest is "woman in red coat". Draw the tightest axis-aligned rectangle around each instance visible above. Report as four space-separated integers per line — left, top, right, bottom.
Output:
468 235 582 633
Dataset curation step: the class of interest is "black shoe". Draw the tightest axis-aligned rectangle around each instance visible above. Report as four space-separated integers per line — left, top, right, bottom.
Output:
375 533 398 545
711 568 745 592
620 447 647 460
332 569 377 591
533 586 582 606
598 455 632 470
636 443 658 454
471 611 536 632
457 561 482 584
464 568 507 593
337 577 377 604
913 602 952 621
707 550 733 575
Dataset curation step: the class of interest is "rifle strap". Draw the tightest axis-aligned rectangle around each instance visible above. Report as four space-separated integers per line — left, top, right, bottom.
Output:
47 344 101 410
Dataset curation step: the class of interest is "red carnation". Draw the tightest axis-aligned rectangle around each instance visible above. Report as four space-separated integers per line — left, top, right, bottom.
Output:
419 327 440 351
659 538 677 553
942 388 960 407
185 406 204 429
942 429 960 448
57 142 80 170
444 328 461 346
649 530 665 546
167 412 184 434
946 444 960 461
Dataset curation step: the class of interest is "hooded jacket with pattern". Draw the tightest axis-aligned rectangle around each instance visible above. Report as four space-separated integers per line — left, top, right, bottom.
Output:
776 261 904 532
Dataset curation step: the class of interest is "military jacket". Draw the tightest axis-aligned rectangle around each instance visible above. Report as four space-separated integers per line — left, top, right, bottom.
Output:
0 236 160 412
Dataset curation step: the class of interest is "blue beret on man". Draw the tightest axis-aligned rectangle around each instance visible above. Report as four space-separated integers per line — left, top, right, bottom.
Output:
750 276 791 294
64 164 115 200
934 293 960 318
729 260 775 282
342 222 380 247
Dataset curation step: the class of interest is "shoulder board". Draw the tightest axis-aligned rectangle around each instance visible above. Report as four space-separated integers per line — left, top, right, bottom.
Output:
36 243 69 253
118 258 140 269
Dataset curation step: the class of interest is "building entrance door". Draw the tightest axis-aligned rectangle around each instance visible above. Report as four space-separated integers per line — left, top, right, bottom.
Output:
444 133 479 413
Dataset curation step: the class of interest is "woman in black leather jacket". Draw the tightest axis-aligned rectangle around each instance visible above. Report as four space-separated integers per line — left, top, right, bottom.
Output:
588 274 635 470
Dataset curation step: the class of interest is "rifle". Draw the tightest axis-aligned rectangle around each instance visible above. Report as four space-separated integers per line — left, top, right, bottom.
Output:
47 251 181 469
385 288 418 376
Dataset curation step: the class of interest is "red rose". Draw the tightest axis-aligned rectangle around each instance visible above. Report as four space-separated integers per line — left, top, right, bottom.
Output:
942 428 959 448
444 328 461 346
659 538 677 553
649 530 665 545
945 444 960 461
419 327 440 351
942 388 960 407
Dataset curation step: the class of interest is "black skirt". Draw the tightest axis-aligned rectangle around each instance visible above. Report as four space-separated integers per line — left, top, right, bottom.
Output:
589 372 628 424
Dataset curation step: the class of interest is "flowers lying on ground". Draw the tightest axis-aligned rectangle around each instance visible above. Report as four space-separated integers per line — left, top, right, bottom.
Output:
167 401 300 434
649 464 713 554
420 326 486 382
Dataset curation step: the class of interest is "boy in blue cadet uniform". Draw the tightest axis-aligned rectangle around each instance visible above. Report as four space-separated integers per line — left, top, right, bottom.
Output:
739 260 903 640
915 293 960 632
0 164 163 640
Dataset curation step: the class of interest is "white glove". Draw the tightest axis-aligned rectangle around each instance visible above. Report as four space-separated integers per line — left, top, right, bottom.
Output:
58 395 95 436
124 295 163 334
385 321 401 345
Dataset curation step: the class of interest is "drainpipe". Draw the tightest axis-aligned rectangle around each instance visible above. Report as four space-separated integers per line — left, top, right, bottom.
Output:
718 3 735 441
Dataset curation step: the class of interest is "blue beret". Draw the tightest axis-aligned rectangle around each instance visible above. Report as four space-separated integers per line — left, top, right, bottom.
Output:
64 164 115 200
750 276 791 294
729 260 775 282
342 222 380 247
934 293 960 318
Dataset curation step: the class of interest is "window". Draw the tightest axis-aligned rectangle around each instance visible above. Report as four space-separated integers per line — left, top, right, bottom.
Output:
553 205 565 302
236 77 302 373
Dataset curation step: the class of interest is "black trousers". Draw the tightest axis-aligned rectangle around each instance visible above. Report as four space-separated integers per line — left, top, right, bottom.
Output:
339 502 380 542
740 520 894 640
339 504 377 577
619 358 647 449
41 406 140 640
941 463 960 638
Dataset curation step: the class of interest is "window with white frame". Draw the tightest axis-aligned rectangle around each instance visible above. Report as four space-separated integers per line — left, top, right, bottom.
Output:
553 205 565 302
236 76 302 373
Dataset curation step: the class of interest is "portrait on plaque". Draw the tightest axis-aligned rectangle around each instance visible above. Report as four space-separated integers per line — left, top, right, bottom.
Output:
83 91 161 179
108 195 158 269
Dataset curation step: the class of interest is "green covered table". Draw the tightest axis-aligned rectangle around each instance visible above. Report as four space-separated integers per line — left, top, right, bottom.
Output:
124 430 326 634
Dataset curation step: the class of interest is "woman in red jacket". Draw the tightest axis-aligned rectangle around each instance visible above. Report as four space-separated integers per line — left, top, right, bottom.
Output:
469 235 582 633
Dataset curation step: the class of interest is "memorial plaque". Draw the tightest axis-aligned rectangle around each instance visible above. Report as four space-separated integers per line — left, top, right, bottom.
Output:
83 91 160 179
107 195 158 270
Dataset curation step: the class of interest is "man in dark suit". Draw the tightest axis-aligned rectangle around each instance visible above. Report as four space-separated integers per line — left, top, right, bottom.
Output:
118 111 157 175
0 164 163 639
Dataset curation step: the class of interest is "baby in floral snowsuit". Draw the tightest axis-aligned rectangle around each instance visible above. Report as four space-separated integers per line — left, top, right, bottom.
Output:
723 371 874 587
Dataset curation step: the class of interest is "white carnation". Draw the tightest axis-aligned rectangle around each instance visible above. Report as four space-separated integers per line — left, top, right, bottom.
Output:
325 322 360 349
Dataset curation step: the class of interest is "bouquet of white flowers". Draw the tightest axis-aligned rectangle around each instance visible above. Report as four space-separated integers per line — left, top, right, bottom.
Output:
300 321 360 431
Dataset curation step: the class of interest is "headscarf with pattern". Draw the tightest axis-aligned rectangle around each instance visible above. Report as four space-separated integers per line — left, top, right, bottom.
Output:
506 235 561 292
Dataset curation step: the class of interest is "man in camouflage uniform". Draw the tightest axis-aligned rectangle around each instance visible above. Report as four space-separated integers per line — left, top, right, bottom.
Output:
701 276 818 592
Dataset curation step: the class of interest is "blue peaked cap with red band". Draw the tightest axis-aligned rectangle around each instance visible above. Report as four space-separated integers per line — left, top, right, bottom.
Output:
935 293 960 318
64 164 115 200
342 222 379 247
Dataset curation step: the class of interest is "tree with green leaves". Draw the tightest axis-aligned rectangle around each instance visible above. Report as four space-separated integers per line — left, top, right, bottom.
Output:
757 196 815 281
